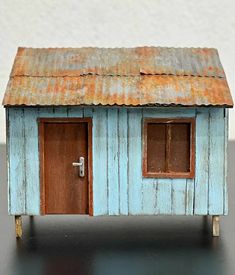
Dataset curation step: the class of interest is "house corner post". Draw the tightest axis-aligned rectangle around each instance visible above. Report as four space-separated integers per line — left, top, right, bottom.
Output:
212 215 220 237
15 215 22 238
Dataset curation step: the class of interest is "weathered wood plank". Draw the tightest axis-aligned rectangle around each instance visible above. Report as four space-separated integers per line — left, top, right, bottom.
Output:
142 109 158 215
24 108 40 215
157 180 172 214
53 107 68 117
143 107 196 118
107 108 119 215
185 179 194 215
8 108 26 214
128 109 142 214
142 108 195 215
194 109 209 215
93 108 108 215
15 215 23 238
142 181 157 214
118 108 128 215
7 105 227 217
6 108 10 213
172 179 186 215
212 215 220 237
67 107 83 117
224 109 228 215
38 107 54 118
83 107 93 118
209 108 224 215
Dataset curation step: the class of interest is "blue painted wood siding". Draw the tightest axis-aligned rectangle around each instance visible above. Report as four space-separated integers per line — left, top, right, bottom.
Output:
6 107 228 216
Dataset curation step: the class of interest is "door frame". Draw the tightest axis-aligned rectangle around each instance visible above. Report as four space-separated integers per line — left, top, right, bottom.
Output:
38 117 93 216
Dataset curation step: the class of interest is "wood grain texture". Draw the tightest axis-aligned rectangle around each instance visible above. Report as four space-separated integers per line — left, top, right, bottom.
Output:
67 107 83 118
38 107 54 118
209 108 224 215
194 109 209 215
73 107 93 214
15 215 23 238
212 215 220 237
53 107 68 117
172 179 186 215
8 108 26 214
7 106 228 216
142 108 196 215
107 108 119 215
142 180 157 214
92 108 108 215
118 108 128 215
157 180 172 215
128 108 143 214
224 109 228 215
40 120 89 214
185 179 194 215
6 108 10 214
87 119 93 215
38 108 55 214
84 108 93 118
24 108 40 215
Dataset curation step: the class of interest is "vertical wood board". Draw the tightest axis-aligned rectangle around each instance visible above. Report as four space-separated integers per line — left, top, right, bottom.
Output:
156 180 172 215
142 108 196 215
118 108 128 215
8 108 26 214
24 108 40 215
107 108 119 215
92 108 108 215
194 109 209 214
128 108 143 214
185 179 194 215
224 109 228 215
7 106 227 216
208 108 225 215
171 179 186 215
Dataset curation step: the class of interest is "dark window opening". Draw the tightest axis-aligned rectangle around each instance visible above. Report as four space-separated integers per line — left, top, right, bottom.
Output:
143 118 195 178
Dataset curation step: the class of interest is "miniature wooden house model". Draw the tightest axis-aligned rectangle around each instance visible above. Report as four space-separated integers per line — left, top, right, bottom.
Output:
2 47 233 238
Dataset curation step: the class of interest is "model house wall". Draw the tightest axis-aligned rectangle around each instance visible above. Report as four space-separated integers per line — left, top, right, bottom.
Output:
6 106 228 216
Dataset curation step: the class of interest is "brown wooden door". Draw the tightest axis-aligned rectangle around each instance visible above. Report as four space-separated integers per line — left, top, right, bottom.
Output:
40 119 91 214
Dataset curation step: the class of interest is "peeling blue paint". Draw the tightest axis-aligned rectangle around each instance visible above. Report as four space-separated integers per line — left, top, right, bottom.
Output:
7 107 228 216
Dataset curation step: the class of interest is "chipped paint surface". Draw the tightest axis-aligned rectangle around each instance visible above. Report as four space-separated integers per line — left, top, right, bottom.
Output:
7 107 228 215
2 47 233 107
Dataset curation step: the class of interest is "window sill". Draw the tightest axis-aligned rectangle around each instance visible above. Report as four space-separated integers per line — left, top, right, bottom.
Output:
142 171 195 179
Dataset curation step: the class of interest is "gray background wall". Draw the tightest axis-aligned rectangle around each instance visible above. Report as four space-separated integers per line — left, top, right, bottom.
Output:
0 0 235 143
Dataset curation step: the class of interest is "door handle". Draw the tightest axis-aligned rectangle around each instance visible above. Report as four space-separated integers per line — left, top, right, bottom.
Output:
72 157 84 177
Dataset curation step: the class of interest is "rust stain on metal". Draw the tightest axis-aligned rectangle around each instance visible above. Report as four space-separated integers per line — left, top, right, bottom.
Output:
10 46 226 78
2 47 233 107
2 75 233 107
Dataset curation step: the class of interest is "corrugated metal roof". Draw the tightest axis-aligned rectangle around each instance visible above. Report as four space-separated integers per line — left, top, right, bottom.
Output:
2 47 233 107
11 47 225 77
3 75 232 107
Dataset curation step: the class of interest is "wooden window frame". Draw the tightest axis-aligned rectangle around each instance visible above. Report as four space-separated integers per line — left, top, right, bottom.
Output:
38 118 93 216
142 118 195 179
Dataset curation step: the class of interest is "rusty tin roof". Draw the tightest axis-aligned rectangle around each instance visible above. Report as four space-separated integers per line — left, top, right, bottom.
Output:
2 47 233 107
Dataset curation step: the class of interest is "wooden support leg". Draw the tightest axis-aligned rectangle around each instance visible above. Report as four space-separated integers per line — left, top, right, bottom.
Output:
212 215 220 237
15 215 22 238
